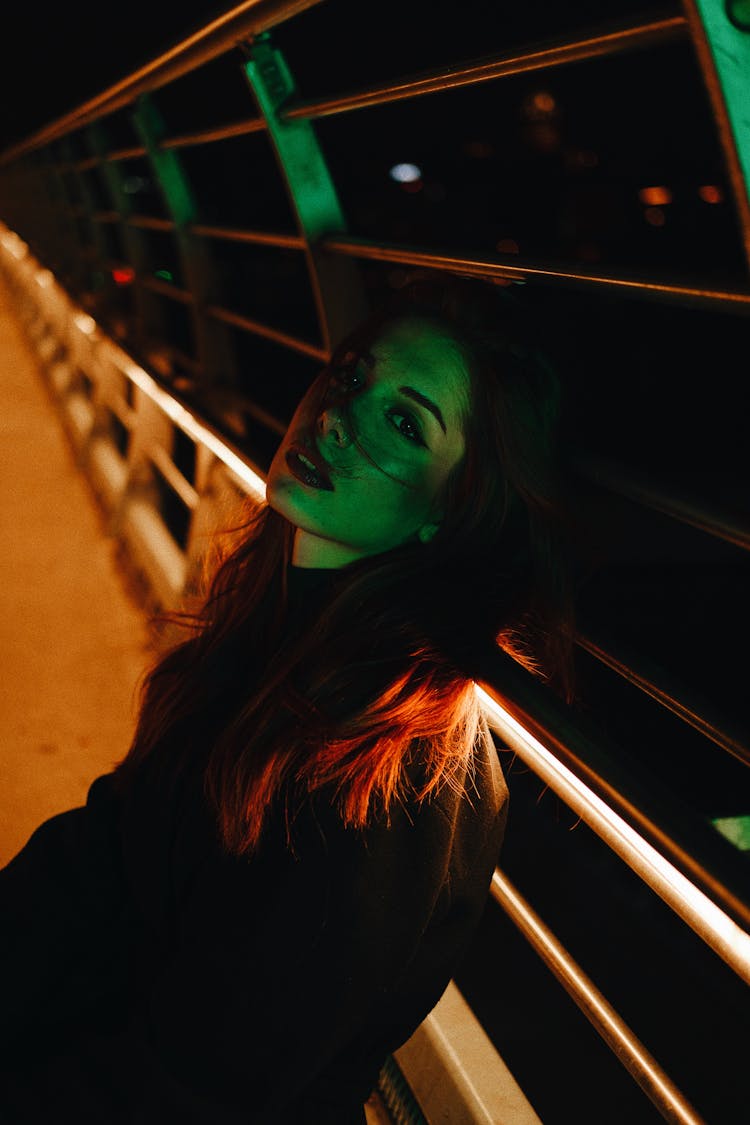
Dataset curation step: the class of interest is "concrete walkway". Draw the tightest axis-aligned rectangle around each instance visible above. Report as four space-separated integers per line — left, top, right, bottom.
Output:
0 273 154 866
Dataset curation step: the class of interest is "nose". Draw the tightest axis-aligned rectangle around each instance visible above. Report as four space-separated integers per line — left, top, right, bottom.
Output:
317 404 351 448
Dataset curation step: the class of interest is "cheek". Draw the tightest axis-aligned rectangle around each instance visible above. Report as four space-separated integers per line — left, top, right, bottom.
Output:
296 375 328 422
358 473 442 531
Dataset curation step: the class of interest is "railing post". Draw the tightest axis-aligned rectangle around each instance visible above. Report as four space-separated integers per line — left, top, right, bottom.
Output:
242 33 369 352
131 95 239 386
681 0 750 269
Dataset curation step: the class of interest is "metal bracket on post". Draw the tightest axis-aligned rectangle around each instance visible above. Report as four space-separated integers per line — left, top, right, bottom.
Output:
243 35 369 354
682 0 750 270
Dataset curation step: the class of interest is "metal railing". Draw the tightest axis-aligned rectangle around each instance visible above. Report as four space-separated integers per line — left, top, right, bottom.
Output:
1 0 748 1121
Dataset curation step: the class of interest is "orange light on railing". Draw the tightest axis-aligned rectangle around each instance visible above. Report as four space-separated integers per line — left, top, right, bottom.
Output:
474 684 750 987
495 239 520 285
698 184 723 204
73 313 97 335
638 186 673 205
526 90 557 117
119 357 267 503
0 230 27 259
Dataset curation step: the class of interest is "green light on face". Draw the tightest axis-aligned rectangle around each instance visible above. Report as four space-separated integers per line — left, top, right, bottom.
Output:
154 269 173 282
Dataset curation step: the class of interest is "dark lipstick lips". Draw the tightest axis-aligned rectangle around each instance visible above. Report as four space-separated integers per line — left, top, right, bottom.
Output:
286 441 335 490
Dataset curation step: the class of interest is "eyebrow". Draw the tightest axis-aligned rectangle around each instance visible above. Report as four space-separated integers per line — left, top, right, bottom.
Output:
398 386 447 434
356 350 447 435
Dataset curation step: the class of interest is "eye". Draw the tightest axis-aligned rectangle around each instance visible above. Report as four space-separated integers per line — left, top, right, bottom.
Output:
329 354 365 390
388 409 424 445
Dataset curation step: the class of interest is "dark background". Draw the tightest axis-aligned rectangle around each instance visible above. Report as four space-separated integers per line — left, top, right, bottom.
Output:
1 1 229 149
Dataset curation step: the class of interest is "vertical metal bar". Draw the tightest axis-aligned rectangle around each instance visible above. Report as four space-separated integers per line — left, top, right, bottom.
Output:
41 143 94 298
242 33 369 352
131 95 238 386
491 870 709 1125
681 0 750 270
86 122 166 350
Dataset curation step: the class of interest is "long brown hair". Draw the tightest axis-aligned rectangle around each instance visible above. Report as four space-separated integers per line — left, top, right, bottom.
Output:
113 272 576 856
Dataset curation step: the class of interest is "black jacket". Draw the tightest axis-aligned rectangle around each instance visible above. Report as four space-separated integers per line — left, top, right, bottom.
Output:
0 565 509 1124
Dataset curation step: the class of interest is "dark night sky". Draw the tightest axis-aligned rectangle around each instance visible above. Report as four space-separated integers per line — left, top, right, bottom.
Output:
0 0 660 152
1 2 228 150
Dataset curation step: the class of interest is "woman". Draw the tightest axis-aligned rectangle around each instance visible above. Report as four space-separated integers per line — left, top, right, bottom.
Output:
0 272 574 1123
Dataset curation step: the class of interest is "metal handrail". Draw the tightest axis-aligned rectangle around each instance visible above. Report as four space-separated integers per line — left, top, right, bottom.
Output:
283 15 688 121
483 645 750 945
62 120 267 166
0 0 325 164
473 656 750 949
106 146 148 161
163 120 266 148
190 223 305 249
491 869 708 1125
127 215 176 232
575 628 750 769
571 452 750 551
141 277 194 304
205 303 328 360
0 11 687 167
320 235 750 314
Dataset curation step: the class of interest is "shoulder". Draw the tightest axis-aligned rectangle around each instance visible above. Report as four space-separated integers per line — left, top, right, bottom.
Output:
385 709 509 869
472 708 510 820
290 707 509 873
415 708 508 828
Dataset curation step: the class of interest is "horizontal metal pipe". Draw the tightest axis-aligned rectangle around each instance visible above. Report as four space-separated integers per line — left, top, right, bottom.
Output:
206 303 328 360
320 236 750 314
473 648 750 940
163 120 266 149
491 869 708 1125
228 394 287 436
56 123 264 166
140 276 194 304
285 16 687 121
575 629 750 768
190 223 305 249
0 0 324 164
106 146 148 162
127 215 177 232
572 452 750 550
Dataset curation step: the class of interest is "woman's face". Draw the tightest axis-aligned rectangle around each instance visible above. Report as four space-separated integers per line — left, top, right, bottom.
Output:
266 316 470 568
